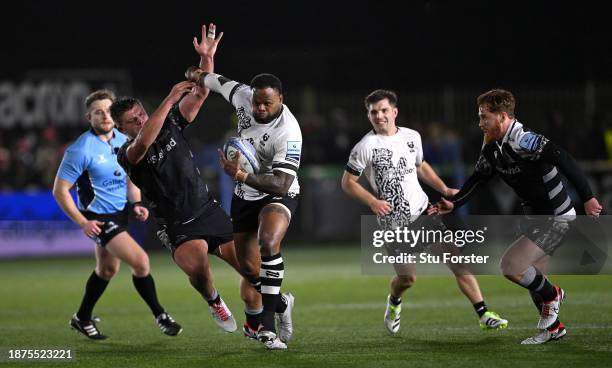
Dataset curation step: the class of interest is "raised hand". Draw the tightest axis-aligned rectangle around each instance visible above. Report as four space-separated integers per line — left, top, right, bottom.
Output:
193 23 224 60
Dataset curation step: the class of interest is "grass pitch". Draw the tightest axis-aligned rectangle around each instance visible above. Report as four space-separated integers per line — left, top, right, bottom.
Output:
1 246 611 367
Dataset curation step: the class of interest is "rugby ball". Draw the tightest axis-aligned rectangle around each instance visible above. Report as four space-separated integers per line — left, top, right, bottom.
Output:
223 137 260 174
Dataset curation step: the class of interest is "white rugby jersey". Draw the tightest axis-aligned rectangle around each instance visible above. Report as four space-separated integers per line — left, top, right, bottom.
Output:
203 73 302 200
346 127 429 227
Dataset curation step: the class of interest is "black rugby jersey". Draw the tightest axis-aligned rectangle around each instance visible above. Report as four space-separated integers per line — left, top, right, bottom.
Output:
453 120 593 215
118 104 213 224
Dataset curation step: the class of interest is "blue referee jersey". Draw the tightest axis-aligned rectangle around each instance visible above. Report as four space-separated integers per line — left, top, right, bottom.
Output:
57 128 128 214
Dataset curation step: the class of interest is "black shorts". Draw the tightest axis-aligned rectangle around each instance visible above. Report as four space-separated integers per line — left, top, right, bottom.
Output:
231 194 299 233
81 209 128 247
519 216 572 255
157 201 233 254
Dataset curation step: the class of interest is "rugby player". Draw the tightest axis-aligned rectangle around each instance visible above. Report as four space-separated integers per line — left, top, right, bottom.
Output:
190 40 301 349
432 89 603 344
113 24 260 334
342 89 508 335
53 89 181 340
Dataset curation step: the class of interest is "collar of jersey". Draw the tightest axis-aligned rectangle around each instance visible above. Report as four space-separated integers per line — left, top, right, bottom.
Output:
500 119 519 145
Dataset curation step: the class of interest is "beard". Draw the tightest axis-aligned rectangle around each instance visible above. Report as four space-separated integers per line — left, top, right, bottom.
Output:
92 124 113 135
253 107 282 124
483 121 502 144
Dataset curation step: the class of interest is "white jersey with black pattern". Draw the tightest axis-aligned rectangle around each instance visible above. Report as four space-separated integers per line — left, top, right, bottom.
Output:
202 73 302 201
347 127 429 226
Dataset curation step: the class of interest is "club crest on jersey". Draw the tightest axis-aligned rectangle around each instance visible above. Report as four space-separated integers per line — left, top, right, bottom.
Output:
407 141 415 152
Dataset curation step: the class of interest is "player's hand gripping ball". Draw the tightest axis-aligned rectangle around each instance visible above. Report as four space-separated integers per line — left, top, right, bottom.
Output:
222 137 260 174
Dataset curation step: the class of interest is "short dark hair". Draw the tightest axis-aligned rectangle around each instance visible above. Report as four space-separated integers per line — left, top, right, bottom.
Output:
110 97 141 127
477 89 516 118
250 73 283 94
364 89 398 109
85 89 115 110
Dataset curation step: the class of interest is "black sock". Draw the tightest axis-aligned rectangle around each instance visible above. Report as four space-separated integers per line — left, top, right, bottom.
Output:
529 290 543 313
205 290 220 306
276 294 287 313
132 274 165 317
547 319 561 331
389 295 402 306
260 253 284 333
245 310 262 330
473 301 488 318
527 274 557 302
76 271 110 321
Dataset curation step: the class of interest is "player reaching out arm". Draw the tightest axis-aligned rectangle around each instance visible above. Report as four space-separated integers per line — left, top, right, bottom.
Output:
189 39 301 349
114 23 261 335
53 89 181 340
431 89 602 344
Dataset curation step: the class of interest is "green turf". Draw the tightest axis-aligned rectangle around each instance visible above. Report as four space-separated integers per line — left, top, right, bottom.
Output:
1 246 611 367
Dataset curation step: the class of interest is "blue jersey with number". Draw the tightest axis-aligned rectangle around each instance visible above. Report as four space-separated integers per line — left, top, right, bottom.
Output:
57 128 128 214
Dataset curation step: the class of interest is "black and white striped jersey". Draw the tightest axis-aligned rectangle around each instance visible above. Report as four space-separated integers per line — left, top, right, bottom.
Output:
454 120 593 216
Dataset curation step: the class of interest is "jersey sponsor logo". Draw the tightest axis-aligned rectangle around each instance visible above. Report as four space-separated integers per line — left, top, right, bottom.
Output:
147 137 177 165
495 165 521 175
102 178 124 187
286 141 302 163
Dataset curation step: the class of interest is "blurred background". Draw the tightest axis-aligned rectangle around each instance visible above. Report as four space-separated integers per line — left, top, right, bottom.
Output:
2 0 612 258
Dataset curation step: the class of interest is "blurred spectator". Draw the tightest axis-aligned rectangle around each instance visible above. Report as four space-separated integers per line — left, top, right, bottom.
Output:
34 126 62 188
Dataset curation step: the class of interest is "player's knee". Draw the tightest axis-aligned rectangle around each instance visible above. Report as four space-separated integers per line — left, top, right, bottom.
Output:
500 256 522 277
238 259 259 280
130 257 150 277
258 233 279 256
97 264 119 280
